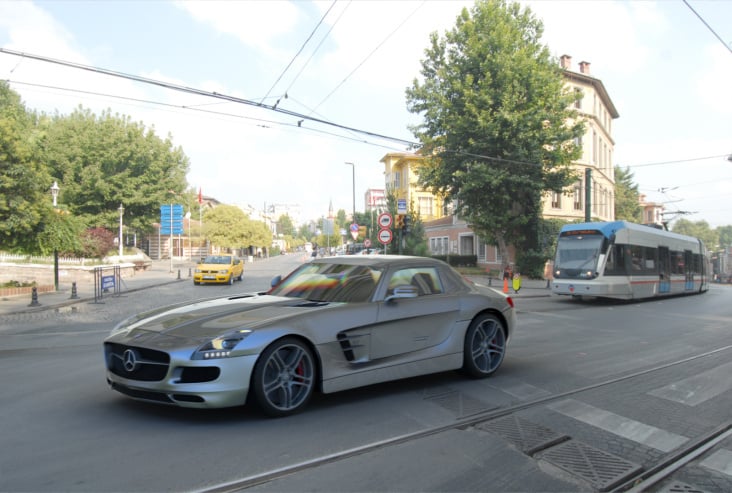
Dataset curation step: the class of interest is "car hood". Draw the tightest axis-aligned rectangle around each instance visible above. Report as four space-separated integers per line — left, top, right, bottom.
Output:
110 294 334 345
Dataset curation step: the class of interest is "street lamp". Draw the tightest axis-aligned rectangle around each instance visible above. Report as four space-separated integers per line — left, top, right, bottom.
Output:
117 204 124 258
50 181 59 207
50 181 60 291
344 162 355 222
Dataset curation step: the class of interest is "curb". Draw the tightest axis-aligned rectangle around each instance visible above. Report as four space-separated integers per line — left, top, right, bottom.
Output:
1 278 185 315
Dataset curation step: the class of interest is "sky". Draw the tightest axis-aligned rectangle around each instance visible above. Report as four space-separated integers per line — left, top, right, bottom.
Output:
1 0 731 227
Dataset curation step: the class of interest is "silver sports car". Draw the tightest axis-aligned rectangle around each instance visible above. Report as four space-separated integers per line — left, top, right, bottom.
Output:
104 255 516 417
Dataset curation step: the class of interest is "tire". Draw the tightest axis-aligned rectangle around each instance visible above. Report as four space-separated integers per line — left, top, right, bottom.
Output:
251 337 315 417
193 280 200 286
237 271 243 281
227 274 234 285
461 313 507 378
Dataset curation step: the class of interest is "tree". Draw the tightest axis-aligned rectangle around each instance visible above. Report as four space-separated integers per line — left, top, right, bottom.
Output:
717 225 732 249
277 214 296 237
672 219 719 251
38 106 190 234
614 166 642 223
204 205 272 252
406 0 584 270
0 82 54 253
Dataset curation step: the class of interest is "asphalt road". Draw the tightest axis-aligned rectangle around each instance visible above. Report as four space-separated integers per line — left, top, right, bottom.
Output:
1 256 731 492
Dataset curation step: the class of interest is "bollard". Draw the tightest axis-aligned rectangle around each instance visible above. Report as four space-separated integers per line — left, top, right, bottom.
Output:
188 267 192 278
69 282 80 299
488 278 492 286
546 279 550 289
177 269 181 280
28 287 41 307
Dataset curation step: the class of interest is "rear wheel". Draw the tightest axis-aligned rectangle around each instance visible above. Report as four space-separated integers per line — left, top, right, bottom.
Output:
251 337 315 417
462 313 506 378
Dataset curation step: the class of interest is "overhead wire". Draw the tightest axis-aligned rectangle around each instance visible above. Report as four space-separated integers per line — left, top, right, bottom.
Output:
682 0 732 55
1 48 728 172
309 0 426 115
281 1 351 98
258 0 338 106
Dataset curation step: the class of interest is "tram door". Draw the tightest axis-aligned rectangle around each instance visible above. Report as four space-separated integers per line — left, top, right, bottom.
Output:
684 250 694 291
658 246 671 293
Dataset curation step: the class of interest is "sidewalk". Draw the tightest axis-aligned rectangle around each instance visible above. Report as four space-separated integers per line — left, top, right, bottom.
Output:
0 263 551 317
0 259 196 316
467 275 552 298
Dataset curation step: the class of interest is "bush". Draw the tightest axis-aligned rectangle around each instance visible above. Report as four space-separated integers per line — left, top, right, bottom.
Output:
80 227 116 258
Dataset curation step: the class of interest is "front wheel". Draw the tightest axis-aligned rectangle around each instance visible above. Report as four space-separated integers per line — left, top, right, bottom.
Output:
462 313 506 378
227 274 234 285
251 337 316 417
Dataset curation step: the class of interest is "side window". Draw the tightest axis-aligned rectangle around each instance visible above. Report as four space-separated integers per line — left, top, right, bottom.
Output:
387 268 443 296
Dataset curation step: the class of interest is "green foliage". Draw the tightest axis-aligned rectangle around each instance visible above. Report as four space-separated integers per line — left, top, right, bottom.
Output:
0 82 53 252
277 214 296 237
717 226 732 248
38 106 190 233
36 209 86 256
406 0 584 264
672 219 719 251
204 205 272 249
614 166 642 222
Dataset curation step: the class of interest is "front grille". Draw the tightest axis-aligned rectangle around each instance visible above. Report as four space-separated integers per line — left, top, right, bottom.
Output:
110 382 174 404
105 343 170 381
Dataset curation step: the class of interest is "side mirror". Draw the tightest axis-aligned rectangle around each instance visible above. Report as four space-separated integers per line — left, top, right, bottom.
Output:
385 284 418 303
271 275 282 288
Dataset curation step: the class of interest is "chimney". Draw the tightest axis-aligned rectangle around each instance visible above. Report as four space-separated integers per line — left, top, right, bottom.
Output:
579 61 591 74
560 54 572 70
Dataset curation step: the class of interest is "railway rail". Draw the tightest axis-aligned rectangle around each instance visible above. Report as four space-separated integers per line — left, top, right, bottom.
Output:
198 343 732 493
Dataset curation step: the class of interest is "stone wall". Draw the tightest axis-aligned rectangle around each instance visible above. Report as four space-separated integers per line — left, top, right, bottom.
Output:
0 262 139 287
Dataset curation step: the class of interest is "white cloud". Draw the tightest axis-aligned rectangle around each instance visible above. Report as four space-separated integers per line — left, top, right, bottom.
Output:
173 0 300 49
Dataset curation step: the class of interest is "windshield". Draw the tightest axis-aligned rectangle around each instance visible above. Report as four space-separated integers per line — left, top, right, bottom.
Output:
269 263 383 303
202 256 231 264
554 234 604 278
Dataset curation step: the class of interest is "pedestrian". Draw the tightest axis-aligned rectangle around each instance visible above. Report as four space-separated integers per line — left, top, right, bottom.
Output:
503 265 512 281
543 259 554 288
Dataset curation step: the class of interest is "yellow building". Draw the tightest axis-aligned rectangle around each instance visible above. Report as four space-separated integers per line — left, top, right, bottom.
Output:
380 151 446 221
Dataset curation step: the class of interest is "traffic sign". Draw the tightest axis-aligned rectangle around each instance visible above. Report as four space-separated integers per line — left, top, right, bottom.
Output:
377 212 393 229
364 239 372 248
350 222 359 240
377 228 393 245
397 199 407 214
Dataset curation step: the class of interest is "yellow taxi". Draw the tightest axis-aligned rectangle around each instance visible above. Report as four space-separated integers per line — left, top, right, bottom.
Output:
193 254 244 285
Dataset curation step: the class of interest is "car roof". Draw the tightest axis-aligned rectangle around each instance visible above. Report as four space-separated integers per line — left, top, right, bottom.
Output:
312 255 445 268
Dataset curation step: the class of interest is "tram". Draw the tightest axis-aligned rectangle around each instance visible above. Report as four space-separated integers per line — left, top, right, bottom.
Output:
551 221 710 300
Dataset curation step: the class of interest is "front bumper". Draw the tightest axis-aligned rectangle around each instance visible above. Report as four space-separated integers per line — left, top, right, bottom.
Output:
105 353 259 409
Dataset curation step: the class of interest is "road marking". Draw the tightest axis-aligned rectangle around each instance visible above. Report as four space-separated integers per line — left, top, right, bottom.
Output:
647 361 732 406
547 399 688 452
700 449 732 477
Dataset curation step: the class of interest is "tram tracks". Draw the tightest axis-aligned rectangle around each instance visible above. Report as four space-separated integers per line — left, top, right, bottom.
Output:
198 343 732 493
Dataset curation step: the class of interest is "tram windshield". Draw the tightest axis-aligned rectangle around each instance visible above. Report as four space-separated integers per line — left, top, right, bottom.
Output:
554 233 604 279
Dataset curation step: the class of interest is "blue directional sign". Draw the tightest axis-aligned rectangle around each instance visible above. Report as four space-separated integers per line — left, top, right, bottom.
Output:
160 204 184 235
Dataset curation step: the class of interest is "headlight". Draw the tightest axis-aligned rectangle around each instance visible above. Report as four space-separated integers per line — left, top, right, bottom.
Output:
192 329 252 360
218 269 229 274
195 268 202 273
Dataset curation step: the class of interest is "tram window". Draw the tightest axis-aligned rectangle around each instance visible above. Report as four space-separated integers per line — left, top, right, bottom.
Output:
604 245 627 276
672 251 685 274
630 245 657 274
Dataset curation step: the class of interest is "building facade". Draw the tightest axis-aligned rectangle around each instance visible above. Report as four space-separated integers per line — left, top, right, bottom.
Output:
381 56 619 272
380 151 446 221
